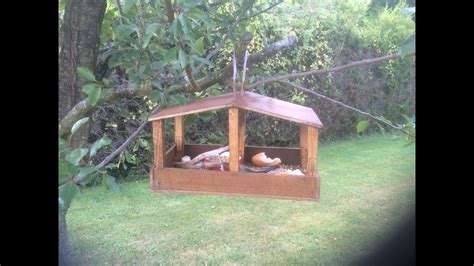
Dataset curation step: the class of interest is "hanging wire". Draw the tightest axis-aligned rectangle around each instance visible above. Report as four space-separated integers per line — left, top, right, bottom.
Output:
241 50 249 94
232 52 237 97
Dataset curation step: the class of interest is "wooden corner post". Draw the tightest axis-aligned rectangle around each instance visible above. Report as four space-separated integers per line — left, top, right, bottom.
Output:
238 109 246 163
175 116 185 160
151 119 165 189
229 107 244 172
300 124 319 176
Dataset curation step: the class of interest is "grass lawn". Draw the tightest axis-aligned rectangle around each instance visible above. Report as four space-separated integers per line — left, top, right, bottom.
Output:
67 134 415 265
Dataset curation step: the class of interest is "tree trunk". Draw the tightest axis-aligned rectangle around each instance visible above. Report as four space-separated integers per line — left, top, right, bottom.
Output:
58 0 107 147
59 212 72 265
58 0 106 264
59 0 107 119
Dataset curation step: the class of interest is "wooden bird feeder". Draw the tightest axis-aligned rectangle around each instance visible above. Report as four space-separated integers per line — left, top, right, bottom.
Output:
148 91 323 201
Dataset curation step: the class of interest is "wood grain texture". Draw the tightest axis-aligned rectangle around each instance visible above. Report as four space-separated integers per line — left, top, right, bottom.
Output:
148 92 323 128
229 107 240 172
238 109 246 162
152 167 318 200
300 125 319 176
152 120 165 168
307 127 318 176
151 120 165 189
300 124 309 170
174 116 185 160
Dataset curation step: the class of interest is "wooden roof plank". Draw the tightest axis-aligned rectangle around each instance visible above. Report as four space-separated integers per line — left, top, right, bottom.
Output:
148 91 323 128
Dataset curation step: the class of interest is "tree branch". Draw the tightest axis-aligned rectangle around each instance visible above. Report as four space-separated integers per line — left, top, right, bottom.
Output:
184 65 201 91
194 1 254 74
59 85 145 137
239 0 283 22
59 35 298 137
245 53 405 90
71 105 161 184
116 0 124 17
164 0 174 24
279 81 415 138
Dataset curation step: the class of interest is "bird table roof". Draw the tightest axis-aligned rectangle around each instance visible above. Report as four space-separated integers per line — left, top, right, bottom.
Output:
148 91 323 128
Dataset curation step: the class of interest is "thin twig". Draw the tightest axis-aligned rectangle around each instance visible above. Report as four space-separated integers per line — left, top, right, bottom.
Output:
245 53 404 90
280 81 415 138
116 0 124 18
193 1 253 74
239 0 283 22
71 105 161 184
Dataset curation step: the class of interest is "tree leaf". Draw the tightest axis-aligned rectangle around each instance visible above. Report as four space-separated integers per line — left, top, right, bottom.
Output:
143 23 159 48
356 120 370 133
78 166 97 177
164 47 179 63
90 137 112 157
194 37 204 55
103 175 122 194
188 7 207 18
171 19 181 40
400 34 415 57
124 150 137 164
170 94 187 106
188 8 214 29
150 61 165 70
66 148 89 166
167 84 180 93
59 138 68 153
88 85 101 106
59 159 77 182
183 0 199 9
123 0 137 12
148 90 161 101
82 83 96 94
71 117 89 136
184 114 197 127
178 48 189 68
77 67 96 82
59 183 81 214
192 56 214 67
178 14 190 36
138 138 150 149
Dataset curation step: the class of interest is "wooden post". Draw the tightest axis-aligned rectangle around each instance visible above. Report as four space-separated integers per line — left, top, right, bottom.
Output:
151 119 166 189
174 116 185 160
229 107 240 172
300 124 308 171
300 124 319 176
238 109 246 163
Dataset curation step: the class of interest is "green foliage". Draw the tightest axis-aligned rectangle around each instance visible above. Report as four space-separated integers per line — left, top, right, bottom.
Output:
90 137 112 157
59 117 116 215
356 120 370 133
77 67 96 82
71 117 89 136
103 175 122 194
59 183 81 215
66 148 89 166
83 84 102 106
400 34 415 57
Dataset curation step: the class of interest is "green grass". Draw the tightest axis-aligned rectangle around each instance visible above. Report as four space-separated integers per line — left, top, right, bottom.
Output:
67 134 415 265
